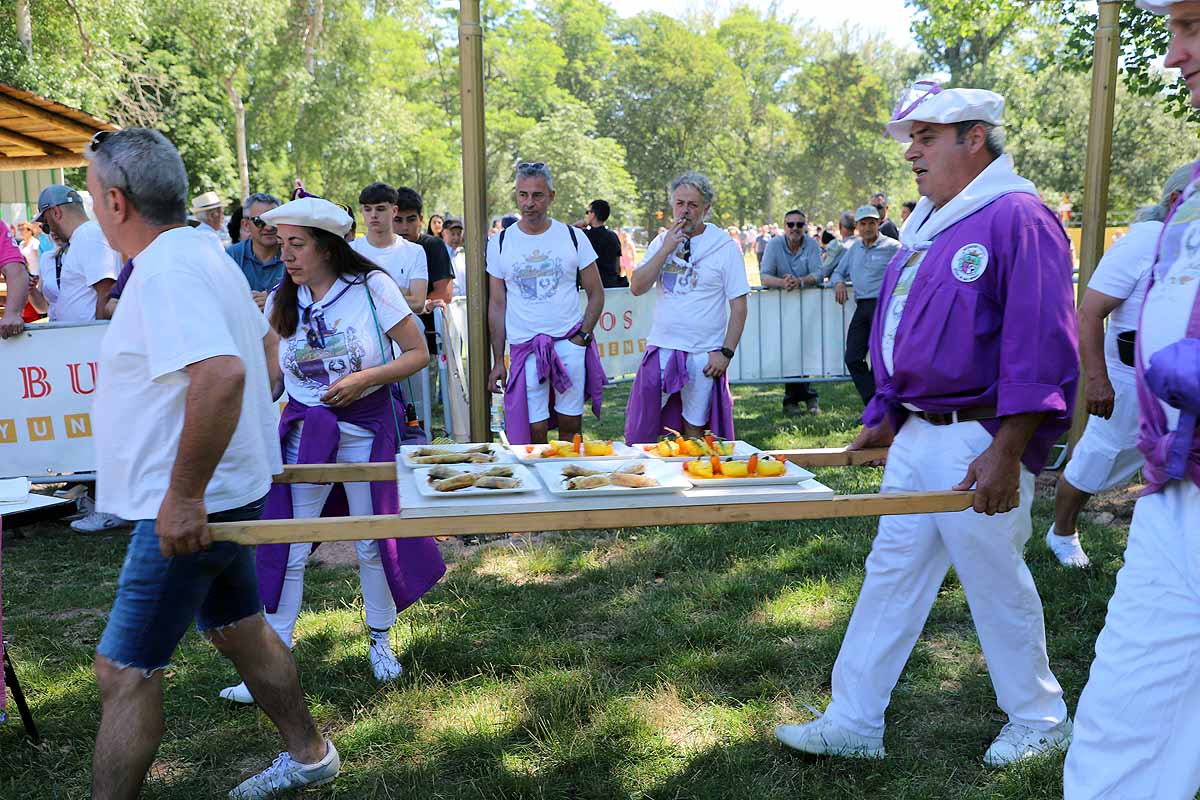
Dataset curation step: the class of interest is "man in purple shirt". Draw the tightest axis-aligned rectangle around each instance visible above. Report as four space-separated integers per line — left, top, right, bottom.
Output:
775 85 1079 766
1064 2 1200 796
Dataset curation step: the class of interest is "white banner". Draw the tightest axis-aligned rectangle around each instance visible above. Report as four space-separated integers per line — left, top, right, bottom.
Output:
0 322 106 479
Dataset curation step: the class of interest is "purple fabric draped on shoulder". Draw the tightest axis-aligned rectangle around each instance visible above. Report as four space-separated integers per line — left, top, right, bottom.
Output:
502 324 608 445
623 346 734 443
257 388 446 614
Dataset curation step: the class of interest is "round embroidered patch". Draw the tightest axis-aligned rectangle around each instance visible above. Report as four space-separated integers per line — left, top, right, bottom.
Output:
950 243 989 282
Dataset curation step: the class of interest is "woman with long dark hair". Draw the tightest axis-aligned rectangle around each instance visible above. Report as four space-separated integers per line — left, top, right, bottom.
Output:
219 196 446 704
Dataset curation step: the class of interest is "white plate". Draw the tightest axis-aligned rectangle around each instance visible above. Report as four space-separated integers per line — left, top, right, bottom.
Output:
399 443 507 469
633 439 761 462
533 459 692 496
680 459 814 487
412 463 538 498
508 441 645 462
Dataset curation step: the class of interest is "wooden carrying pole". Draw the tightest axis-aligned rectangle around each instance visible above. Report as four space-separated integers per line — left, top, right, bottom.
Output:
459 0 492 441
205 447 984 545
1068 0 1121 453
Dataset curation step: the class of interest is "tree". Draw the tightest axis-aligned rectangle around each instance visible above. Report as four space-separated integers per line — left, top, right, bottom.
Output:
905 0 1037 85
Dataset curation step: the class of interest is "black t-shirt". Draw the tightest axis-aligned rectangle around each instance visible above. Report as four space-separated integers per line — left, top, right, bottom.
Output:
417 232 454 352
879 218 900 240
582 225 626 288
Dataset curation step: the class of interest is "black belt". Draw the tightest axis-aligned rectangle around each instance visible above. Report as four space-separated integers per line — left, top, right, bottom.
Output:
912 406 998 426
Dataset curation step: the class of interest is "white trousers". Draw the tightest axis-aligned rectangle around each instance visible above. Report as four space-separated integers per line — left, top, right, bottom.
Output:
1064 481 1200 800
267 421 398 647
525 338 587 423
1062 375 1143 495
658 349 712 427
822 416 1067 738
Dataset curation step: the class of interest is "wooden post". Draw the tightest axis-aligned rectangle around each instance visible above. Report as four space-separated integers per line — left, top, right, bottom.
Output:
459 0 492 441
1068 0 1121 455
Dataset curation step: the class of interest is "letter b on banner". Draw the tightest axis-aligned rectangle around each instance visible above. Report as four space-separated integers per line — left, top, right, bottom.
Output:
20 366 52 399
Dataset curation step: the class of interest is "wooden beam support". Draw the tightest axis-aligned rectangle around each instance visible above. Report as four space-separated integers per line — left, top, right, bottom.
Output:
209 489 975 544
0 94 106 140
271 447 891 484
0 154 87 170
0 126 74 156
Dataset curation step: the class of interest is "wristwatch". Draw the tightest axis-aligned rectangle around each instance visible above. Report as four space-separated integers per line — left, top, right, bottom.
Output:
578 330 594 346
720 346 735 359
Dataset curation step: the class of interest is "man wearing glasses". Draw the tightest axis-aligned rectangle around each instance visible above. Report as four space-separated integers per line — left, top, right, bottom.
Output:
225 192 283 309
759 208 824 416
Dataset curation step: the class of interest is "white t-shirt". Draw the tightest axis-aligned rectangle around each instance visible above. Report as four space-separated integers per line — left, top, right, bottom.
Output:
94 226 281 520
452 249 466 295
486 219 598 345
881 249 928 376
638 223 752 353
19 239 39 274
267 269 412 408
1088 220 1160 380
351 235 428 292
46 220 120 322
1141 217 1200 429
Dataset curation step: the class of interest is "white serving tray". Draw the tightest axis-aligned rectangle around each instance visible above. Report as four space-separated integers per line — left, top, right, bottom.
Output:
399 443 507 469
508 441 645 462
411 463 538 498
680 459 814 487
533 459 692 497
634 439 761 462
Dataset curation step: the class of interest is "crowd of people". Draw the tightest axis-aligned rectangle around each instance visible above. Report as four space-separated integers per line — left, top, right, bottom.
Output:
0 1 1199 796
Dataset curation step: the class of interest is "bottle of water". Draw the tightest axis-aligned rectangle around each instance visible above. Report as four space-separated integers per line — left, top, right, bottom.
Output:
490 392 503 436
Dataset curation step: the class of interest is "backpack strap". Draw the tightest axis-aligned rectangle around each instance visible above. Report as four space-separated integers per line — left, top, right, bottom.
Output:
499 222 578 253
498 227 506 254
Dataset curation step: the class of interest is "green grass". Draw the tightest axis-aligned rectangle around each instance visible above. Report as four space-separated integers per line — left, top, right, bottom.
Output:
0 382 1133 798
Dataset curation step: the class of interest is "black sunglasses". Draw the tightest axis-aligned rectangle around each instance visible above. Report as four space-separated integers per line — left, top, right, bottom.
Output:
87 129 117 154
517 161 546 170
249 216 277 230
785 221 807 229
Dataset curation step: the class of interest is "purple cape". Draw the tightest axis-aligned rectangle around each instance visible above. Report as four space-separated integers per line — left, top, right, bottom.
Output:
862 192 1078 474
623 346 734 443
257 388 446 614
503 325 608 445
1136 196 1200 493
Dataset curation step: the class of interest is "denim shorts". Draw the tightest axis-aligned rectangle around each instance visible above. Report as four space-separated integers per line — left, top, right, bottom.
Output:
96 496 267 673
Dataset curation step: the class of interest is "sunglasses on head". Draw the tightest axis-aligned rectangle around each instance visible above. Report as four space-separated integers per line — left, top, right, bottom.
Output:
87 129 117 155
517 161 546 170
785 221 806 229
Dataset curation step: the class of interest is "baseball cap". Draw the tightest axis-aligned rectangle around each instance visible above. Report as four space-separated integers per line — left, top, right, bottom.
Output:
443 216 464 230
855 205 881 222
34 184 84 222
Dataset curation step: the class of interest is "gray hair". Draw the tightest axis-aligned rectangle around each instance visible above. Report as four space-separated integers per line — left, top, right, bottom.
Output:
1134 204 1166 224
839 211 856 230
669 171 714 207
954 120 1006 159
515 161 554 191
1160 163 1193 207
242 192 280 215
85 127 188 226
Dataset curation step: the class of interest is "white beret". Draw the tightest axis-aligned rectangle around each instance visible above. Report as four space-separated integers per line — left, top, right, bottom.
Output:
885 84 1005 143
1136 0 1184 14
259 197 352 237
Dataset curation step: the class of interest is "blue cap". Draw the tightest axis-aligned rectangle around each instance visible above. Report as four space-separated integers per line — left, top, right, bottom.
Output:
34 184 84 223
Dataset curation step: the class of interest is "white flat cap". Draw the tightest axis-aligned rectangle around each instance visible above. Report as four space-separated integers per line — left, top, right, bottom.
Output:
1136 0 1186 14
885 82 1005 143
260 197 353 237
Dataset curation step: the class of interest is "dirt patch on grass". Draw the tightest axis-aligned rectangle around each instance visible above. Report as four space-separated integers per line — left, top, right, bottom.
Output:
1035 472 1141 524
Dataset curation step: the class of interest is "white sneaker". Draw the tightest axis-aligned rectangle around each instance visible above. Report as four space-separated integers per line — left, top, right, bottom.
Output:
983 718 1073 766
229 739 340 798
368 633 403 683
1046 525 1090 568
219 681 255 705
775 715 885 759
70 511 131 533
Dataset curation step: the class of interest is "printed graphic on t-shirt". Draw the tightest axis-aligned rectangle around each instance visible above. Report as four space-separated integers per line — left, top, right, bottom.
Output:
662 255 698 296
512 250 564 302
285 318 365 390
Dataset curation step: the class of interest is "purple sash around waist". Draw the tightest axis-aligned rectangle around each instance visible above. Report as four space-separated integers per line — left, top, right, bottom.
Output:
623 346 735 443
503 324 608 445
257 388 446 613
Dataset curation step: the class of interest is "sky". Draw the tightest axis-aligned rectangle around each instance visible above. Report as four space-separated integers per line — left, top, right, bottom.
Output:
605 0 919 50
